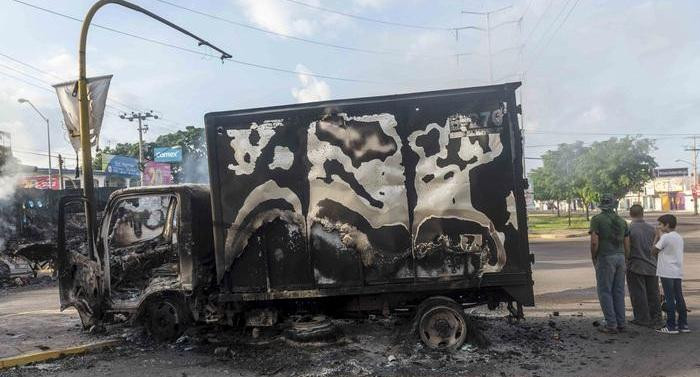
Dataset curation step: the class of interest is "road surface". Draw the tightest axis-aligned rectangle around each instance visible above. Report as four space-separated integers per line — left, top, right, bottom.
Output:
1 214 698 377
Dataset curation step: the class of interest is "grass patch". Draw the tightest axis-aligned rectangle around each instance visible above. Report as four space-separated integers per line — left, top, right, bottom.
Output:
528 214 590 233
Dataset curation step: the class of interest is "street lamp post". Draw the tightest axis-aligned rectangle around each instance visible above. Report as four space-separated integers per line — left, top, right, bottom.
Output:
76 0 231 252
18 98 53 189
676 159 698 215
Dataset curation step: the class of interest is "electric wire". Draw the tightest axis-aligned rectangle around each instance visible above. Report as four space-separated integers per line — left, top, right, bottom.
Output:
153 0 477 59
280 0 454 31
0 67 181 133
12 0 383 84
0 50 182 127
525 0 579 67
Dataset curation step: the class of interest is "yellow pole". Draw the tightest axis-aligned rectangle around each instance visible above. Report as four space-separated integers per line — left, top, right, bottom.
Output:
78 1 104 259
77 0 231 259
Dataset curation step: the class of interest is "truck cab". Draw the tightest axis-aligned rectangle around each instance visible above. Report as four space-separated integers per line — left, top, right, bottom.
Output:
56 185 214 338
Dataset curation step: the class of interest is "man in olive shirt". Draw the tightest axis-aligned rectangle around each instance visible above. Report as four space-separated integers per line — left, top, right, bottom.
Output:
626 205 662 327
589 194 630 334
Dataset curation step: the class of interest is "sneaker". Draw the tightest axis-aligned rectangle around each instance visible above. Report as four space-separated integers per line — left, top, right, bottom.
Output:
656 326 679 335
679 327 691 334
617 326 626 333
598 326 618 334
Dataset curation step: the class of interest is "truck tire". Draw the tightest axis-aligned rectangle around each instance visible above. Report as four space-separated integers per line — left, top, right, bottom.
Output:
415 296 469 350
283 315 340 343
146 296 191 342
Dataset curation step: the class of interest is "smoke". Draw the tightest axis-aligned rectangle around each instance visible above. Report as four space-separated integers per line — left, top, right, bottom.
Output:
179 155 209 184
0 158 22 251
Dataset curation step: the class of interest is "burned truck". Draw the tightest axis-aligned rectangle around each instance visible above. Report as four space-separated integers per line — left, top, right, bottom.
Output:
57 83 533 349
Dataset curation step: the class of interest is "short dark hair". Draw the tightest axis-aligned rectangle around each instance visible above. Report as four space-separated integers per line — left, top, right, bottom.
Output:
657 214 677 229
629 204 644 218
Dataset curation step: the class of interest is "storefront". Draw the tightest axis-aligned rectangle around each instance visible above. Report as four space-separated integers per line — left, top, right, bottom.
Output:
620 167 693 212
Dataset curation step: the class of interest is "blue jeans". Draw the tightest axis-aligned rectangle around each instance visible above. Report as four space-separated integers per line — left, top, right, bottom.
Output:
595 254 626 329
660 278 688 330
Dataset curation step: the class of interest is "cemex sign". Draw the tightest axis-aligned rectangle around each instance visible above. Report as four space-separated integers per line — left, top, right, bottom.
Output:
154 146 182 163
654 168 688 178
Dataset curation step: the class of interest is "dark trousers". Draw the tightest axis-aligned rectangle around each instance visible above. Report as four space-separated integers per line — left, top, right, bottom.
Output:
626 271 661 325
660 278 688 330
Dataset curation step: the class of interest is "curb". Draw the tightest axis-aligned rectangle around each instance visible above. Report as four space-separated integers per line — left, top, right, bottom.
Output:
529 232 588 239
0 339 122 370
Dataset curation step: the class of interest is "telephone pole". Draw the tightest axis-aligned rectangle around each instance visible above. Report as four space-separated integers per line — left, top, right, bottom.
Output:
686 136 700 215
462 5 517 83
58 154 64 190
119 111 159 185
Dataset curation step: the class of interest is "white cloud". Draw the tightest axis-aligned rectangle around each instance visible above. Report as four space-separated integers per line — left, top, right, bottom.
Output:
353 0 393 10
581 105 605 124
291 64 331 103
238 0 319 36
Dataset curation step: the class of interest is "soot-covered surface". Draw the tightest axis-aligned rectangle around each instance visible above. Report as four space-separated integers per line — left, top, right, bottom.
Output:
206 85 528 295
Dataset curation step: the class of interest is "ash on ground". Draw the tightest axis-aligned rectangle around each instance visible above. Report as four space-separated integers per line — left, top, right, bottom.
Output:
5 308 645 377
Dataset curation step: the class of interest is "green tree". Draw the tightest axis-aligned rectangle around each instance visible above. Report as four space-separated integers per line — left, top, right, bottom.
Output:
578 137 656 200
530 141 586 219
94 126 207 183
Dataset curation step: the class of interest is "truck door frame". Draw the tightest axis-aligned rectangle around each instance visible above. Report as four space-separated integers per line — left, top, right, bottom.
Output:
56 195 104 328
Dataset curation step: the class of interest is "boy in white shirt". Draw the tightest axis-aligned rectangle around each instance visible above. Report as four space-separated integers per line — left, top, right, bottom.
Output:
652 214 689 334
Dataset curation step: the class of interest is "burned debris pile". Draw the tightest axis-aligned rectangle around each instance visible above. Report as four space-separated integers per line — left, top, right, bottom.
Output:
0 188 117 285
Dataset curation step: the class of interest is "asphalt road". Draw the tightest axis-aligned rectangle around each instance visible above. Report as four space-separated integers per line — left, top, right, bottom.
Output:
1 214 699 377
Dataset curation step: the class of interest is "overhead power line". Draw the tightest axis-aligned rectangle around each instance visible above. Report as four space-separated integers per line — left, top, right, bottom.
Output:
0 66 181 133
0 50 181 126
12 0 382 84
522 0 555 46
281 0 453 31
153 0 477 59
526 0 580 67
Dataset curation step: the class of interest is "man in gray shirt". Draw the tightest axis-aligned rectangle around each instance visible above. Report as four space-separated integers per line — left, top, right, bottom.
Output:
626 204 662 327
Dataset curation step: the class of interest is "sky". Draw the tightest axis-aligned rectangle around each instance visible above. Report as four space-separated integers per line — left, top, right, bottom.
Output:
0 0 699 173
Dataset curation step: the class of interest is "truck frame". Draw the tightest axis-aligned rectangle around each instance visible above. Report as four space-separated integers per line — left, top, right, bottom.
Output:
57 83 533 349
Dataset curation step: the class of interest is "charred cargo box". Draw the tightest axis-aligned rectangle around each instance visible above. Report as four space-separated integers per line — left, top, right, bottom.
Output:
205 83 533 307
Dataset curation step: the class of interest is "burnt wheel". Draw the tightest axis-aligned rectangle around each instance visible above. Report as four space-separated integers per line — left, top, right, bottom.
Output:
283 315 340 343
147 297 190 342
416 298 468 350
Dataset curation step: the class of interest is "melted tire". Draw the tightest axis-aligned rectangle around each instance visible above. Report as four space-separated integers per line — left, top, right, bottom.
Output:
146 297 191 342
283 315 340 343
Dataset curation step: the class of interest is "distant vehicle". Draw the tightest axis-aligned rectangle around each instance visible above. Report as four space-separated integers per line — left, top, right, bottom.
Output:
0 254 33 281
57 83 533 350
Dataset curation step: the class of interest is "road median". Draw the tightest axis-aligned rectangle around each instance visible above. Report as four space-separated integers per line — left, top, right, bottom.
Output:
529 232 589 239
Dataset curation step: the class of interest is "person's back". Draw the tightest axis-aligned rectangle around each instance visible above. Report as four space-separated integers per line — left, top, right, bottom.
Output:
589 194 629 334
628 219 656 275
590 209 628 256
626 205 661 327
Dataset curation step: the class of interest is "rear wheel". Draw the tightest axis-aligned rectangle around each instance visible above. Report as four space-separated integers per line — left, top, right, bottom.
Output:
146 297 191 342
415 297 469 350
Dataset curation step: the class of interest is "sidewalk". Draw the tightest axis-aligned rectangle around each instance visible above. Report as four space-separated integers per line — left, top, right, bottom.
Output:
0 285 97 360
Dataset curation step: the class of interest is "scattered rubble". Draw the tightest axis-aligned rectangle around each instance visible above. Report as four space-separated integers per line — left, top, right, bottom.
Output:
2 309 669 377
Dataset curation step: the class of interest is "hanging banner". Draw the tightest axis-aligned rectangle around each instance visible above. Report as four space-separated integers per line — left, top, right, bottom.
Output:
143 161 173 186
53 75 113 153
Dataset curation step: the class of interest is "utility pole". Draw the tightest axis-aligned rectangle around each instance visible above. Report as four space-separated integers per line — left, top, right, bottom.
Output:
18 98 53 189
686 136 700 215
58 154 64 190
462 5 515 83
119 111 158 185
